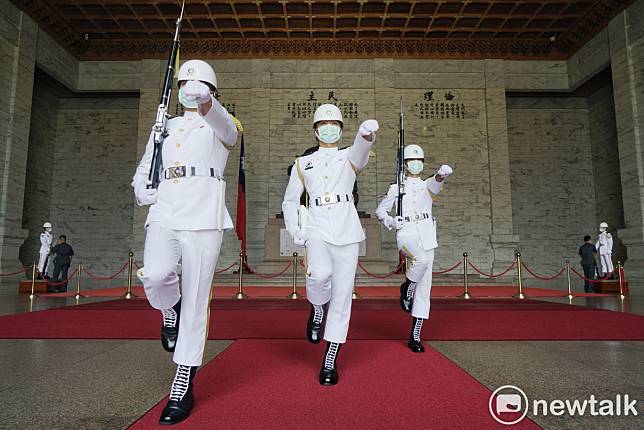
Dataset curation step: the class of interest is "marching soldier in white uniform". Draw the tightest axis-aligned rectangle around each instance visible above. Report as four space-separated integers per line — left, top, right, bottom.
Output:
132 59 238 425
596 221 614 278
376 144 452 353
282 104 378 385
38 222 53 277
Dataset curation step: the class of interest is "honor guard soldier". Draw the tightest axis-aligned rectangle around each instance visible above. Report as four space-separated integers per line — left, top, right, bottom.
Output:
596 222 614 278
38 222 53 277
282 104 379 385
132 59 238 425
376 144 452 352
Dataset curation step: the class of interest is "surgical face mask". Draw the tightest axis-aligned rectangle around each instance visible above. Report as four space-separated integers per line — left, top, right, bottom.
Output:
600 227 607 232
315 124 342 144
46 228 52 233
406 160 424 175
178 87 198 109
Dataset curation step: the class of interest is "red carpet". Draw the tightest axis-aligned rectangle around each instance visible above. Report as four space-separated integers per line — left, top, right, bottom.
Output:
2 298 643 341
42 285 608 298
129 339 540 430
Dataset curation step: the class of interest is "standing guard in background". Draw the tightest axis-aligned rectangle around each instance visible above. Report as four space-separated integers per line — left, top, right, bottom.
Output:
596 222 614 279
132 59 238 425
282 104 379 385
38 222 53 278
376 144 452 353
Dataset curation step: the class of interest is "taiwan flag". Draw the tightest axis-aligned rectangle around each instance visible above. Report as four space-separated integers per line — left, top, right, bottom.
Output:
235 135 246 254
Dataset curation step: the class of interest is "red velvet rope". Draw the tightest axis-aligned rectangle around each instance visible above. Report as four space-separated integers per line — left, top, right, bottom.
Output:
0 267 30 277
357 261 404 279
468 261 516 278
82 261 129 281
215 261 238 274
520 262 566 281
41 268 79 286
249 261 293 279
432 260 462 275
570 267 604 284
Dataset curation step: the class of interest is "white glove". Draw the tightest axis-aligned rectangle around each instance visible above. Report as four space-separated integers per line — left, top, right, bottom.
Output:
134 178 158 206
359 119 379 137
437 164 453 177
382 216 394 230
393 216 406 230
293 229 307 246
182 80 211 104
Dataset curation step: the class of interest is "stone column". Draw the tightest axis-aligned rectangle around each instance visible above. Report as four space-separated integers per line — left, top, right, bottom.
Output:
608 1 644 282
0 8 37 272
483 60 520 272
129 60 163 261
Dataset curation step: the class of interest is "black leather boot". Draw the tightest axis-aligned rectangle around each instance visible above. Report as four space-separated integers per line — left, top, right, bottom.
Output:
161 300 181 352
159 365 198 425
407 317 425 353
399 279 415 313
319 341 342 386
306 304 324 344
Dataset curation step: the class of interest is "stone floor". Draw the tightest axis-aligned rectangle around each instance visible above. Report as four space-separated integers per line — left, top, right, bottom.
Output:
0 280 642 429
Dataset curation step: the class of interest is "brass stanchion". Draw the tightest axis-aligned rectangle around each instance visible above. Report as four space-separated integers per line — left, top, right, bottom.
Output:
565 260 574 300
512 252 526 299
352 284 360 300
123 251 135 299
29 262 37 300
234 252 248 299
459 252 471 299
617 260 626 300
74 263 84 300
288 252 302 299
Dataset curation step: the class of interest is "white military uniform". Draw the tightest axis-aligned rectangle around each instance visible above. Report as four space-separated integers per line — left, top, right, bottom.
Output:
376 176 443 319
38 231 53 274
282 134 373 343
133 100 237 367
595 231 614 276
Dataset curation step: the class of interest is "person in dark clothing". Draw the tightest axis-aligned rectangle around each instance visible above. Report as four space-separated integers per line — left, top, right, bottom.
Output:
49 235 74 293
579 235 597 293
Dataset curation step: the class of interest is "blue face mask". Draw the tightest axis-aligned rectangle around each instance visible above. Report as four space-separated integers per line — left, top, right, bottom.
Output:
315 124 342 144
178 87 198 109
406 160 424 175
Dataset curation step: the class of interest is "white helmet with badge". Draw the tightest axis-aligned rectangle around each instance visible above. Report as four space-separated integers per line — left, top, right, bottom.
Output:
177 60 217 90
313 104 343 128
43 222 52 229
404 144 424 160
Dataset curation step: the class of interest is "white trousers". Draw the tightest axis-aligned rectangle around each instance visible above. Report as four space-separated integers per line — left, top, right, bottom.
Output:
599 254 614 276
138 224 223 367
305 237 359 344
398 231 434 320
38 251 49 274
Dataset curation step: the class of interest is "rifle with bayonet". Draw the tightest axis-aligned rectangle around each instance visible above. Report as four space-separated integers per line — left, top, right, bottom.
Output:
147 1 185 189
396 99 406 217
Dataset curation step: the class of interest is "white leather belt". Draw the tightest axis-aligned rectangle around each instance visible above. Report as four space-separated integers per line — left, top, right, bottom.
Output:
313 193 353 207
162 166 224 181
404 212 431 222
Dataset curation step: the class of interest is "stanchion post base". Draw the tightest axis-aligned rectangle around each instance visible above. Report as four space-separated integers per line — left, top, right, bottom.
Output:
122 292 136 299
234 292 248 300
352 291 360 300
288 292 302 300
458 292 471 299
512 292 527 299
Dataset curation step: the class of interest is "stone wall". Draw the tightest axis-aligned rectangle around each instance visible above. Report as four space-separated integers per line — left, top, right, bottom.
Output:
19 72 58 265
588 84 626 262
508 97 597 272
48 96 139 274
